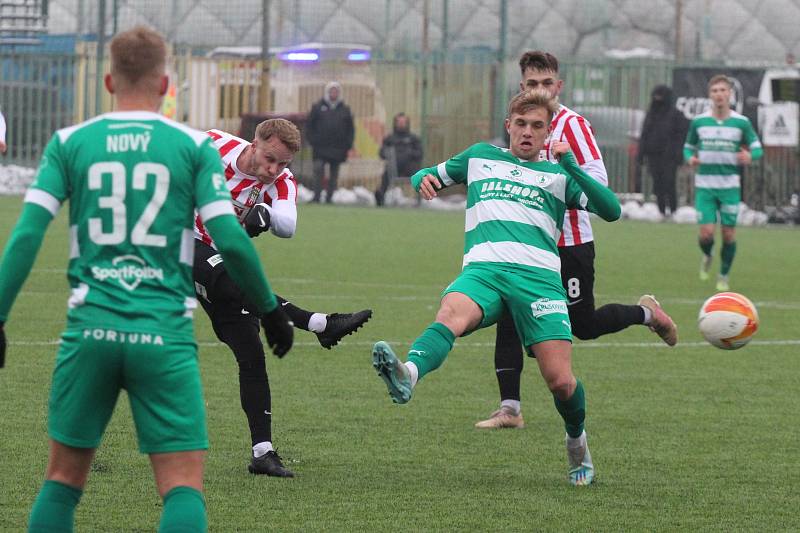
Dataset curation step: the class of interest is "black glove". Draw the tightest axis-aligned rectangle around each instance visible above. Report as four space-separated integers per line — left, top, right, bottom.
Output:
0 321 6 369
244 204 271 237
260 305 293 358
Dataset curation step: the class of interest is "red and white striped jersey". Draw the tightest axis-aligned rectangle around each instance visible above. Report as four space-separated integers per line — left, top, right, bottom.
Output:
540 105 608 247
194 129 298 247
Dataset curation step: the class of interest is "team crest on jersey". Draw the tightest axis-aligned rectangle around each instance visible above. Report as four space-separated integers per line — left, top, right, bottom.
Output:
91 254 164 291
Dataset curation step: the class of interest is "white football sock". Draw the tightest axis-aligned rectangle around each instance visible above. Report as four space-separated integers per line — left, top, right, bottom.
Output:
404 361 419 388
308 313 327 333
252 441 274 458
641 306 652 325
500 399 521 415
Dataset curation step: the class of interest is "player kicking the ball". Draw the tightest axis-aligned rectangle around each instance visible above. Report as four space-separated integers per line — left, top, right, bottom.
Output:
193 121 371 477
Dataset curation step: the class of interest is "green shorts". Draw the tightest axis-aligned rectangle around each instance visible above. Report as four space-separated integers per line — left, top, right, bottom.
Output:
442 265 572 350
695 187 740 226
48 328 208 454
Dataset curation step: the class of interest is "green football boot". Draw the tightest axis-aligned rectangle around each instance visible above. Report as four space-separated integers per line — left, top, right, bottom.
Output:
372 341 412 404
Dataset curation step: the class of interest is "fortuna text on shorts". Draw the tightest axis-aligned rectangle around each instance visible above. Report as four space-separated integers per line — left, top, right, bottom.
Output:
83 328 164 345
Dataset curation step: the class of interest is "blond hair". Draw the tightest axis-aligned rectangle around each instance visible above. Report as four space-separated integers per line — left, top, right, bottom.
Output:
109 26 166 91
255 119 301 153
708 74 732 90
507 89 559 121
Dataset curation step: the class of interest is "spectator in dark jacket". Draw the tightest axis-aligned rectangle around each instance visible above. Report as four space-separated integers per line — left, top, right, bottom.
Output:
307 81 355 203
638 85 690 216
376 113 423 206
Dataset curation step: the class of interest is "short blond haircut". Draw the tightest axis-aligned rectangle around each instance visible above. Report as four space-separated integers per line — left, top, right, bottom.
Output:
507 88 559 121
255 119 301 153
110 26 166 90
708 74 732 90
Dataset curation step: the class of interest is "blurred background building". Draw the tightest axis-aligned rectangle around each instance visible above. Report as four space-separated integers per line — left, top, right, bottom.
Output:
1 0 798 209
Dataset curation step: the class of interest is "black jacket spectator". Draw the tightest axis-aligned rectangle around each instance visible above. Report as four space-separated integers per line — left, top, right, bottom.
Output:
638 85 690 216
307 82 355 163
307 82 355 203
376 113 423 206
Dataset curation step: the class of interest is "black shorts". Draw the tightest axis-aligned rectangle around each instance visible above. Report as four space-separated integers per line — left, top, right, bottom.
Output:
558 241 596 319
193 239 258 323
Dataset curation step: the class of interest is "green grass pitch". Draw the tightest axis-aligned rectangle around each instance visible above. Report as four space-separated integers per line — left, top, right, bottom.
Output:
0 197 798 531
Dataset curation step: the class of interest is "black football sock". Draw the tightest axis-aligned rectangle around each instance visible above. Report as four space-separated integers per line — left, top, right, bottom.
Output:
276 295 313 331
494 310 523 402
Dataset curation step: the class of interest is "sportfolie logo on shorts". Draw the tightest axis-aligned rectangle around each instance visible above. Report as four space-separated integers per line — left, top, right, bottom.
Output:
531 298 568 318
91 254 164 291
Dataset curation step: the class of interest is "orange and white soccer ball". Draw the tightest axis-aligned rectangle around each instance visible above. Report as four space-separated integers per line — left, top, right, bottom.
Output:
698 292 759 350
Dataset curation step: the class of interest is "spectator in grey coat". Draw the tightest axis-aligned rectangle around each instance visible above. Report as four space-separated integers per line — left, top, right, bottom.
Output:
307 82 355 203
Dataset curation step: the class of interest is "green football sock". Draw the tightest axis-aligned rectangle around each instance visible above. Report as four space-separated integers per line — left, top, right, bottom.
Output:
28 479 83 533
406 322 455 381
553 379 586 439
158 486 207 533
720 240 737 276
699 237 714 257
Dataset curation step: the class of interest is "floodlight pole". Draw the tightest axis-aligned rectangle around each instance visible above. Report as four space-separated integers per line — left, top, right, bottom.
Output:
495 0 508 139
95 0 106 115
260 0 272 111
675 0 683 60
420 0 430 151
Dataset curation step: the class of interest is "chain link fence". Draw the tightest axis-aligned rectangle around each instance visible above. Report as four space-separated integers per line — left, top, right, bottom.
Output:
1 0 798 209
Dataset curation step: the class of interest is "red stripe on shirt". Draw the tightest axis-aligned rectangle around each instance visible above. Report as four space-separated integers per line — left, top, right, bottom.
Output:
218 139 240 158
206 130 222 141
576 117 601 160
275 179 289 200
230 178 256 197
562 121 586 165
224 164 236 181
557 232 566 247
552 108 568 129
569 209 582 245
263 190 273 204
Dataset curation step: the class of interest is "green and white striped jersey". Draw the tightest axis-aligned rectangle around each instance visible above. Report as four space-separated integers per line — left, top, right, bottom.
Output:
25 111 233 338
684 111 762 189
414 142 593 280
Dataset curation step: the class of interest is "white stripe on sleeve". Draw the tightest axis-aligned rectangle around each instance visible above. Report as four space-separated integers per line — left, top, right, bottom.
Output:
437 162 454 186
24 188 61 216
198 200 234 222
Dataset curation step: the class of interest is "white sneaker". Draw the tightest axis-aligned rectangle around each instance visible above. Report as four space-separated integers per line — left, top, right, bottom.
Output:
716 275 730 292
566 431 595 486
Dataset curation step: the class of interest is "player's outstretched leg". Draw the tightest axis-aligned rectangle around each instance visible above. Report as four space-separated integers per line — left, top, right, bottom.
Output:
372 341 412 404
316 309 373 349
566 430 595 486
637 295 678 346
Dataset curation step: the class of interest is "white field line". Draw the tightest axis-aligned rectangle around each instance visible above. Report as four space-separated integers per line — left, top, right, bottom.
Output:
9 338 800 349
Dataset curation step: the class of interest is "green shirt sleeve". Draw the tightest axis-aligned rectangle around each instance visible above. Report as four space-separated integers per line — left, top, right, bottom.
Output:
411 144 473 191
742 120 763 160
0 203 55 322
0 133 68 322
192 139 278 314
30 134 70 201
683 119 699 162
560 152 621 222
